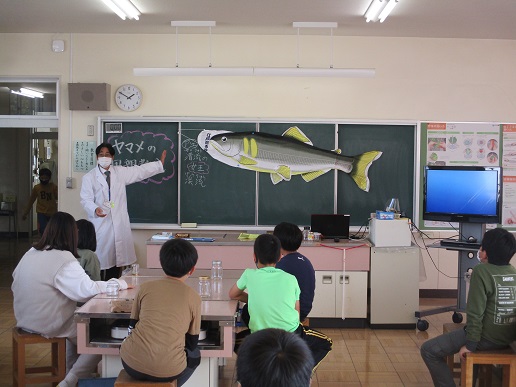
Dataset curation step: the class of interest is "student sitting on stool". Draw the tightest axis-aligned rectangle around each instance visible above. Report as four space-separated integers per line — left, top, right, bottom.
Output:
420 228 516 386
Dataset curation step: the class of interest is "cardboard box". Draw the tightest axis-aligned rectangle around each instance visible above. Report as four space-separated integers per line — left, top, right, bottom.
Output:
369 218 412 247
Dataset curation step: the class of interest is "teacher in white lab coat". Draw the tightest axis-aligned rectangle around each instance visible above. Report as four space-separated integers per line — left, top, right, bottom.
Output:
80 142 166 280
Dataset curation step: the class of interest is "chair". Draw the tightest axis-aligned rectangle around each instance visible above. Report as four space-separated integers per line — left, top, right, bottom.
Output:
461 348 516 387
12 327 66 386
114 369 177 386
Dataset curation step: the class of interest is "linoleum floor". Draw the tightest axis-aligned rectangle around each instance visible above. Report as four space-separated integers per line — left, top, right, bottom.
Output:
0 236 496 386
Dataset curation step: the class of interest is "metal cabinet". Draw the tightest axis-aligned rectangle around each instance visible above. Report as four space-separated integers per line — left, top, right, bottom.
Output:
369 246 420 328
310 271 368 318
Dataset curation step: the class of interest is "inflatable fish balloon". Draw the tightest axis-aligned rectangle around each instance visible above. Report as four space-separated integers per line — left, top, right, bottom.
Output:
197 126 382 192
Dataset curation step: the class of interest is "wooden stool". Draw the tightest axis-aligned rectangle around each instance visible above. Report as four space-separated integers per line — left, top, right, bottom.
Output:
461 348 516 387
12 327 66 387
115 369 177 386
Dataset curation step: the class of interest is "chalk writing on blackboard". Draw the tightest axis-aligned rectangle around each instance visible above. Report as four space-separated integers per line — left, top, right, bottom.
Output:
181 133 209 188
106 130 176 184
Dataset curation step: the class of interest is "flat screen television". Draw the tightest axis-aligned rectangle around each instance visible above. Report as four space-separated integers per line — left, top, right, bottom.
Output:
423 165 502 224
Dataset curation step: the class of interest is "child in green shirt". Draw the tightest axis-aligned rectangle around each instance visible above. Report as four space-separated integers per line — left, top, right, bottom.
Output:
229 233 332 372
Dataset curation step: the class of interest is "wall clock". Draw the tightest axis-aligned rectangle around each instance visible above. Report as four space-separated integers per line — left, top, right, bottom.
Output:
115 84 142 112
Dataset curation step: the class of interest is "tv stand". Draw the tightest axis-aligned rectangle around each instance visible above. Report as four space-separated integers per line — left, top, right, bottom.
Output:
415 222 485 331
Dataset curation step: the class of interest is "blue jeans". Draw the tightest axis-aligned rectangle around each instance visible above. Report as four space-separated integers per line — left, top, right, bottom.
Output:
37 213 51 236
420 326 508 387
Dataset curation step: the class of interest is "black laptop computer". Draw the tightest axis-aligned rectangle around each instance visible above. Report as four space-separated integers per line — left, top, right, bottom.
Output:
310 214 350 240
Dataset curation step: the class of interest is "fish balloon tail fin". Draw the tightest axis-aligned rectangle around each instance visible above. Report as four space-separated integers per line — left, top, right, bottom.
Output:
349 151 382 192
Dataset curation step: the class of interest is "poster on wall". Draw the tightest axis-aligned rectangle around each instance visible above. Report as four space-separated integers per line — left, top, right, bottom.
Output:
73 141 97 172
425 122 500 166
501 124 516 226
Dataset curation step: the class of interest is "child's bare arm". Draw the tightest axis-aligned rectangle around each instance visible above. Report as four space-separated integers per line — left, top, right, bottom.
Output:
229 283 248 303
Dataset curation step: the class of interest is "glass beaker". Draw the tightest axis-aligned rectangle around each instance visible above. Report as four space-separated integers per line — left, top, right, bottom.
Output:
211 260 223 280
105 282 120 298
198 276 212 298
385 198 400 213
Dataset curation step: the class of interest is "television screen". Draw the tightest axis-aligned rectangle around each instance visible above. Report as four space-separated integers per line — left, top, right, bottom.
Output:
423 166 501 224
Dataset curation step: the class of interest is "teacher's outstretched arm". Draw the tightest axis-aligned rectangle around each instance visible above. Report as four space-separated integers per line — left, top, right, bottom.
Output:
160 150 167 166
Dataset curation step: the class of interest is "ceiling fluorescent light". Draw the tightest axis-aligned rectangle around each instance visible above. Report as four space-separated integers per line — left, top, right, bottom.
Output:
292 22 338 29
253 68 375 78
365 0 398 23
134 67 375 78
171 21 216 27
134 67 253 76
11 88 44 98
378 0 399 22
101 0 140 20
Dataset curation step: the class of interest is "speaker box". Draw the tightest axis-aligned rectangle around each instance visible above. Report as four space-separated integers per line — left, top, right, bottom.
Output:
68 83 111 111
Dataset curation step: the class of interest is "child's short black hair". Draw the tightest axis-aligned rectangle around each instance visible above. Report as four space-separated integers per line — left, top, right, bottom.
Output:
76 219 97 251
254 234 281 265
160 238 198 277
481 228 516 266
273 222 303 252
39 168 52 178
236 328 313 387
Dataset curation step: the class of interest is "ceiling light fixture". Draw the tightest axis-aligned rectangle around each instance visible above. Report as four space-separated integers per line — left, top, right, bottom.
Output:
364 0 399 23
133 20 376 78
134 67 374 77
11 88 44 98
101 0 140 20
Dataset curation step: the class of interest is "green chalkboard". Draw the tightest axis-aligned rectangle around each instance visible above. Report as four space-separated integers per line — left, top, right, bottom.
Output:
102 121 179 223
100 119 416 227
257 123 336 226
337 124 415 227
180 122 257 225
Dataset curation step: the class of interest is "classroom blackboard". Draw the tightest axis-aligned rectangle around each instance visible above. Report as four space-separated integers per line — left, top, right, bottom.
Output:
102 121 179 223
337 124 415 227
100 119 416 226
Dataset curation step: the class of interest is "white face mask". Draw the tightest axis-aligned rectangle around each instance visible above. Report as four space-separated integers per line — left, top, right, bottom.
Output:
98 157 112 169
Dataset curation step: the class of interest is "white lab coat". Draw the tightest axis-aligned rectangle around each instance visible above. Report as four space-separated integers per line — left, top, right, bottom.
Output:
80 161 164 269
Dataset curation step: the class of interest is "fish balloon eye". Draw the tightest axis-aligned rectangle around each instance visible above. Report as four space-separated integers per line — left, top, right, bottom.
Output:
221 137 227 142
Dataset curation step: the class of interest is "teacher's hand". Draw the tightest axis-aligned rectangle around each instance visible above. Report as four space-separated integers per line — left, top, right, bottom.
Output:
160 150 167 166
95 207 107 217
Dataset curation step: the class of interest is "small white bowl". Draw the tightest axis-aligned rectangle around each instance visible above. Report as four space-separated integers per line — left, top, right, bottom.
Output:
199 329 207 341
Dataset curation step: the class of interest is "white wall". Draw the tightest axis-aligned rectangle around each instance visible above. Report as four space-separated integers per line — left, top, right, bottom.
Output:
2 32 516 270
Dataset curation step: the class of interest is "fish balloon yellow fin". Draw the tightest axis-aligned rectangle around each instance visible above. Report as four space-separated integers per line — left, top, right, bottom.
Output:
276 165 291 180
270 173 283 185
301 169 331 182
238 155 257 165
349 151 382 192
282 126 313 146
269 165 292 185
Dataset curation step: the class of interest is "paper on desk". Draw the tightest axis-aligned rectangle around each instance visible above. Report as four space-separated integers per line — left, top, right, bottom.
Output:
238 233 260 241
151 232 173 240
